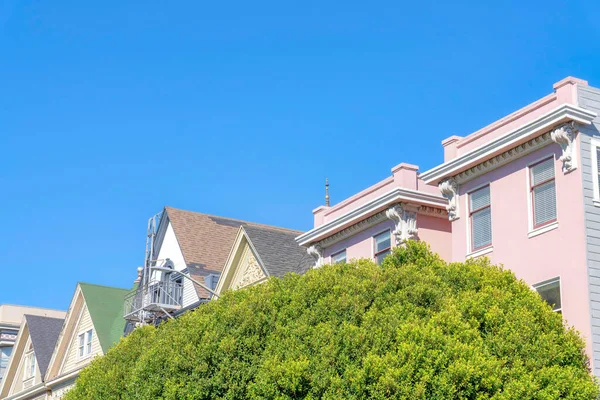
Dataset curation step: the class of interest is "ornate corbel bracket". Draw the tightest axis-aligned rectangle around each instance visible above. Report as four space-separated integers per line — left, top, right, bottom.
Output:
551 122 577 173
439 178 459 221
307 244 324 268
385 204 418 245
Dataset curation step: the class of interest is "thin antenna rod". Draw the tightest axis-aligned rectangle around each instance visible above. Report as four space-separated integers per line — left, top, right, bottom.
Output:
325 178 330 207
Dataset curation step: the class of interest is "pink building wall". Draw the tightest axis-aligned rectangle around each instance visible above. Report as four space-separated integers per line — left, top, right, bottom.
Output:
302 75 596 370
323 215 452 264
449 141 592 357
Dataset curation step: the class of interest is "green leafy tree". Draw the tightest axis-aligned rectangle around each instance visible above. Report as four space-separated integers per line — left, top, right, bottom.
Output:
65 242 598 399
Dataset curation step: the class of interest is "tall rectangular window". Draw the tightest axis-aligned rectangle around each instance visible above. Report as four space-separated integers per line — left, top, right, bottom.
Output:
596 148 600 195
469 185 492 251
533 278 561 313
374 231 391 264
78 329 93 358
331 249 347 264
591 141 600 203
0 347 11 382
530 157 557 229
23 352 35 379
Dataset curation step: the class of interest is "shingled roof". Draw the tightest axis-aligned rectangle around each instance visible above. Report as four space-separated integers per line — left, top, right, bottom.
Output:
244 225 313 278
164 206 305 298
24 315 64 378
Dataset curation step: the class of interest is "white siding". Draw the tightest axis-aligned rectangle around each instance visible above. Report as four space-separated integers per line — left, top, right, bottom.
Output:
154 222 199 307
59 304 102 375
8 336 42 396
578 84 600 376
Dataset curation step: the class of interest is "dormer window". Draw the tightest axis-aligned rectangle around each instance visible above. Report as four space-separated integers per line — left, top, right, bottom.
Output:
78 329 93 358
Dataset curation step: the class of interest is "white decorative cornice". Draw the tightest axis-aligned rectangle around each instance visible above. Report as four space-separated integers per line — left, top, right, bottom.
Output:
307 244 324 268
295 187 447 247
420 103 596 184
385 204 418 244
314 211 387 249
417 205 448 219
438 178 459 221
453 132 552 184
550 122 577 173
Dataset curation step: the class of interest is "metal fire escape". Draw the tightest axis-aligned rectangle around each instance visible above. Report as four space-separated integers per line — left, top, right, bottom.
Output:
123 211 220 324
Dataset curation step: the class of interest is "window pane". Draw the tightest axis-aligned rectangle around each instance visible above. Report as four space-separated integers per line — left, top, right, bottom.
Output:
374 231 390 253
532 158 555 185
332 250 346 264
534 181 556 226
470 186 490 211
536 280 561 311
472 207 492 249
597 148 600 193
376 249 391 264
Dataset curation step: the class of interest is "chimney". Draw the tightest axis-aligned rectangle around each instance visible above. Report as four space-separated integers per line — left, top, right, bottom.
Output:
442 136 462 162
391 163 419 190
553 76 588 103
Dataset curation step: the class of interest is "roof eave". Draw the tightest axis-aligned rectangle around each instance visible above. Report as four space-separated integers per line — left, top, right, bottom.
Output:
420 103 597 185
295 187 446 247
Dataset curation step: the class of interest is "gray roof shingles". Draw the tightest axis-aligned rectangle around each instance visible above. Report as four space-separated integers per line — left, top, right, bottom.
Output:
243 225 313 278
25 315 65 378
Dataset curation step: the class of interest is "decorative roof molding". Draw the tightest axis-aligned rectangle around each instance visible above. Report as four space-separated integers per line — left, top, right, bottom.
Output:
295 187 447 247
420 103 596 184
438 178 459 220
307 244 324 268
386 204 418 244
550 122 578 173
315 210 388 249
417 205 449 219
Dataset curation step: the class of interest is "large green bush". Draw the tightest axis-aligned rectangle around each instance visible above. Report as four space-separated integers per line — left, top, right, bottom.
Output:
65 242 598 399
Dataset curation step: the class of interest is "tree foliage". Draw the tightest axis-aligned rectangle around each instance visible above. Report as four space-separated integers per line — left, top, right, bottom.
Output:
65 242 598 399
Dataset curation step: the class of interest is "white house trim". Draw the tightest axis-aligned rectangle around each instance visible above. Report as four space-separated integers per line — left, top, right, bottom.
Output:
295 187 447 247
420 103 596 184
2 382 46 400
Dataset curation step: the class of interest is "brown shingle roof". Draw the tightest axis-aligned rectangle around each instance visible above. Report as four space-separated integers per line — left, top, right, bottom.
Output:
164 206 303 298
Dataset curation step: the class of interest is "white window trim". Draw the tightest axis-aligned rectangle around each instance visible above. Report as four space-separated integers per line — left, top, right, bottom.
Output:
373 229 391 263
528 220 559 238
23 350 35 381
465 181 492 257
591 138 600 207
526 153 558 235
77 329 93 361
466 246 494 259
331 249 347 264
532 276 562 313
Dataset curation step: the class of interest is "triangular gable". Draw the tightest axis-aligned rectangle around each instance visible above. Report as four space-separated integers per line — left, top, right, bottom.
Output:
79 283 129 353
0 315 66 398
45 282 127 384
0 316 29 398
25 315 64 380
44 284 87 382
214 227 268 295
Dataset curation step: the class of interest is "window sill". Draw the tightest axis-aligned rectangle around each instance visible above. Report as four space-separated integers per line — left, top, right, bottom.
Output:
77 354 93 363
594 199 600 208
466 246 493 259
528 221 558 238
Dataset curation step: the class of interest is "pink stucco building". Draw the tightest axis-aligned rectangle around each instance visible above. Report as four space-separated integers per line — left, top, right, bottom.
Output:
297 76 600 375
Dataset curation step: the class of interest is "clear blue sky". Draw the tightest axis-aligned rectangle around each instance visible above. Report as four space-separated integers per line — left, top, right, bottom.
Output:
1 0 599 310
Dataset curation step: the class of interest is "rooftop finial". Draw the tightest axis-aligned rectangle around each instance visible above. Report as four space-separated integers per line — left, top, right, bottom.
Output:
134 266 143 284
325 178 330 207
